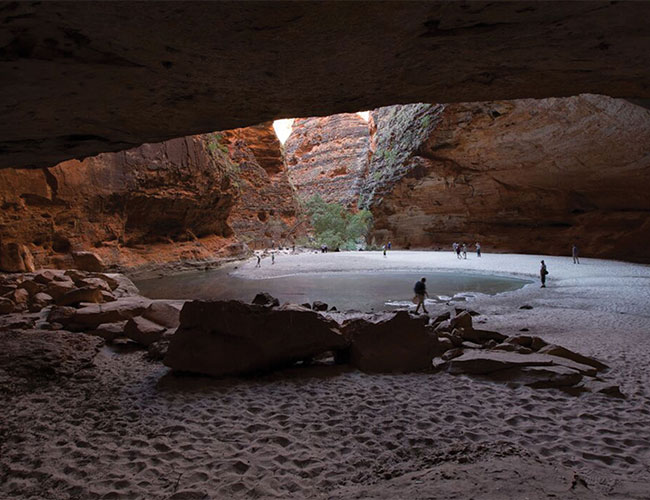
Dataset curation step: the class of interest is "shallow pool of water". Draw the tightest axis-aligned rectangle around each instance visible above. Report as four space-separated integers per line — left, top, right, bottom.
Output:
134 269 530 312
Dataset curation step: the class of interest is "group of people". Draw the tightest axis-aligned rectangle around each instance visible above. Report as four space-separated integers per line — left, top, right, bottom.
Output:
452 242 481 259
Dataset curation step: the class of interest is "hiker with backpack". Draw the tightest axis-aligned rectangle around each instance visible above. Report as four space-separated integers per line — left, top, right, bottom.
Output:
413 277 429 314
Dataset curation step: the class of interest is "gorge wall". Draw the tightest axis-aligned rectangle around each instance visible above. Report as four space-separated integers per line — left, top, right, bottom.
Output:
285 114 371 207
285 95 650 262
0 124 302 272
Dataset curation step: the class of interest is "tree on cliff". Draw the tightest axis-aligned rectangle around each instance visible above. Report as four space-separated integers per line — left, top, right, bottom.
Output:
304 195 373 250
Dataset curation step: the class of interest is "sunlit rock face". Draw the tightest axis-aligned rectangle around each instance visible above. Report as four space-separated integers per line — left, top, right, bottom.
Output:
368 95 650 261
222 123 304 248
284 114 371 207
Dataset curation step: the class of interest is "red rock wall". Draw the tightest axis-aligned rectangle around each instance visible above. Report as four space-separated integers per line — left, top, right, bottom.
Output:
284 114 371 207
222 123 304 249
0 126 303 271
368 95 650 262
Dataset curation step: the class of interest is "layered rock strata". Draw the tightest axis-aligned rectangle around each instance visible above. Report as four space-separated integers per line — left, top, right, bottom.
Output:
285 114 371 207
0 124 303 271
222 124 304 248
367 95 650 261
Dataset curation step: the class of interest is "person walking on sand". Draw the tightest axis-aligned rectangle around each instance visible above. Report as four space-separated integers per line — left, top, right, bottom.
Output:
255 254 261 267
387 241 392 250
413 277 429 314
476 242 481 258
382 244 387 257
540 260 548 288
455 244 462 259
462 243 467 259
572 244 580 264
271 252 275 265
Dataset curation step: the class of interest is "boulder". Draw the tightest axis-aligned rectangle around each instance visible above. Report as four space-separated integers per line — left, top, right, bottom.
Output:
252 292 280 307
141 301 183 328
102 273 140 297
33 269 67 284
44 279 76 300
55 297 152 330
459 327 507 344
79 277 112 292
447 351 555 375
0 283 17 295
490 365 583 389
505 335 548 351
431 311 451 325
580 379 625 398
148 338 172 361
164 300 348 377
90 321 127 342
0 297 14 314
47 306 78 325
342 310 438 373
124 316 167 346
56 286 104 306
537 344 608 371
449 311 472 330
446 350 598 377
491 343 533 355
312 301 328 311
455 308 480 317
100 290 116 302
0 242 35 272
29 292 54 312
438 337 454 353
72 251 105 272
18 279 44 297
441 347 464 361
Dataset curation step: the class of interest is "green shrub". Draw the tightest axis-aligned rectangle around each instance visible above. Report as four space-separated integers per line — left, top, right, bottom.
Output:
304 195 373 250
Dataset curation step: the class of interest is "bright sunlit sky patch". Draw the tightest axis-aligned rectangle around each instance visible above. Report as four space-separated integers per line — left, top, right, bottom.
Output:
273 111 370 145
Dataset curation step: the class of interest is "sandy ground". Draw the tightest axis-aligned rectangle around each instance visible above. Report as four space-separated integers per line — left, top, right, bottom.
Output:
2 251 650 499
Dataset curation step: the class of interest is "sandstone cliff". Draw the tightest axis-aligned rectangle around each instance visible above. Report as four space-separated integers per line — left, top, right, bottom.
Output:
285 114 371 207
0 125 303 271
368 95 650 262
222 123 304 248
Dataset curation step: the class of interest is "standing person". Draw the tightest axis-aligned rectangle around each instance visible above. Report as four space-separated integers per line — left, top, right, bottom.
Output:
255 254 261 268
413 277 429 314
452 242 458 255
572 244 580 264
476 242 481 258
387 241 392 250
540 260 548 288
382 244 387 257
456 244 462 259
462 243 467 259
271 252 275 265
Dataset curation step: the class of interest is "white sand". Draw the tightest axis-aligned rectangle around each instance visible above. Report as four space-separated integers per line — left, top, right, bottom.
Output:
2 251 650 499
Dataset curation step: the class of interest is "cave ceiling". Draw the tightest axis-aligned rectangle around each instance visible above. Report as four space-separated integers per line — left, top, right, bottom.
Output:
1 1 649 169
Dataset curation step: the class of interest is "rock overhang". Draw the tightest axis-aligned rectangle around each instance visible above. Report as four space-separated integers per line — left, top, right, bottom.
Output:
1 0 650 168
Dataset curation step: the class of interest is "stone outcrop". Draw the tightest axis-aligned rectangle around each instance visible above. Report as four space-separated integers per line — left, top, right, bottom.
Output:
0 124 304 271
341 310 439 373
0 135 239 271
221 124 304 248
164 301 349 377
367 95 650 261
2 2 650 169
285 114 371 207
